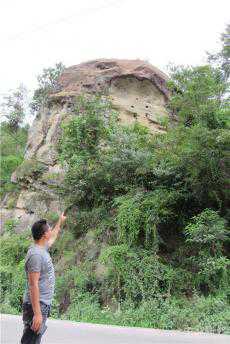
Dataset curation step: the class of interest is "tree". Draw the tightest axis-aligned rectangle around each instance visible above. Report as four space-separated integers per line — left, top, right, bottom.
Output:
1 84 27 131
183 209 229 292
167 65 229 129
30 62 65 112
208 24 230 81
0 122 28 198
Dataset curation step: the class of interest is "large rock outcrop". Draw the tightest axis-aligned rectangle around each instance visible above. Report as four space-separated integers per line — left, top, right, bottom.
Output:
1 59 171 233
52 59 169 132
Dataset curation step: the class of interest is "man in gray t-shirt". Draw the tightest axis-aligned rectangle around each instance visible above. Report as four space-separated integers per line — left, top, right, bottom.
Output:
21 213 66 344
23 243 55 306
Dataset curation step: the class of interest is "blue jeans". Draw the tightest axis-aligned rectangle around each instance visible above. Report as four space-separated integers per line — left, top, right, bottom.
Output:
21 302 51 344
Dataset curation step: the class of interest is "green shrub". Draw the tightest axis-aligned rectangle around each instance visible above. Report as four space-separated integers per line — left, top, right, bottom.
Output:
0 123 28 198
14 159 47 181
30 62 65 112
63 292 103 322
114 189 182 249
6 260 26 312
3 219 19 233
0 231 30 312
60 292 230 334
45 211 59 224
183 209 230 292
5 193 19 209
167 65 229 129
60 95 114 160
184 209 229 252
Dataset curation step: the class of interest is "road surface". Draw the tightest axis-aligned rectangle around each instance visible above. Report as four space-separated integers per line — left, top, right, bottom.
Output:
1 314 229 344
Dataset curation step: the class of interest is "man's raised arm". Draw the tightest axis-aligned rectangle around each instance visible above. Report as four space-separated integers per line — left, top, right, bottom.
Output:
48 213 66 247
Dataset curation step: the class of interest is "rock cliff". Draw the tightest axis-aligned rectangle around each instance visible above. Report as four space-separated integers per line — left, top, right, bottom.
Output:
1 59 171 233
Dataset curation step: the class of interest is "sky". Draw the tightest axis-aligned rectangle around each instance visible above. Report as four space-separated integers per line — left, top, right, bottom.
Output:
0 0 229 97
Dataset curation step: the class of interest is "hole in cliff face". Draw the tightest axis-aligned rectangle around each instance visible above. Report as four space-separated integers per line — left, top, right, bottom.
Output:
26 142 32 150
83 84 93 89
96 62 116 70
36 112 41 120
109 76 167 126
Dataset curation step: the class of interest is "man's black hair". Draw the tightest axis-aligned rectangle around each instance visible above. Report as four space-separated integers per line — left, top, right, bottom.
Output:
31 219 49 240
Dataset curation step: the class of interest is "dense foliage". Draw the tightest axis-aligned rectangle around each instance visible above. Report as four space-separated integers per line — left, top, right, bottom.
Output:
52 57 230 331
0 85 28 131
208 23 230 80
30 62 65 112
167 65 229 129
0 122 28 198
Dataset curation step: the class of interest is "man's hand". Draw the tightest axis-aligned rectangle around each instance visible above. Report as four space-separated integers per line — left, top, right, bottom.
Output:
31 313 43 333
47 212 67 248
60 212 67 225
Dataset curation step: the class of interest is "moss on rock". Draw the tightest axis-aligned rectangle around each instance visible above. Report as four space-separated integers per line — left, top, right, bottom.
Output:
12 159 48 183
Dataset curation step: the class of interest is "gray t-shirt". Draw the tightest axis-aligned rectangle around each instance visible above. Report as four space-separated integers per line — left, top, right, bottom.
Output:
23 243 55 306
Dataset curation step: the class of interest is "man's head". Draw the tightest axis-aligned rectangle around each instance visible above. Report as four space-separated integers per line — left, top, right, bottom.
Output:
31 219 52 242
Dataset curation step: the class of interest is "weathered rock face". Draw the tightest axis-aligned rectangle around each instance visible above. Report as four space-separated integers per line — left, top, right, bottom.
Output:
58 59 168 96
1 59 170 233
52 59 169 132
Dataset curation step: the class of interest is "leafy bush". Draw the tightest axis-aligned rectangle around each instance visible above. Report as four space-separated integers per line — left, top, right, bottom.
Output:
60 95 112 159
0 231 30 312
63 291 103 323
0 123 28 198
0 85 28 131
167 65 229 129
45 211 59 225
14 159 47 181
30 62 65 112
61 292 230 334
183 209 230 292
184 209 229 253
3 219 19 234
114 189 182 249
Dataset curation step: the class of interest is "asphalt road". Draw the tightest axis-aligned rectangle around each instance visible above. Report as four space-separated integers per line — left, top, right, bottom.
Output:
1 314 229 344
